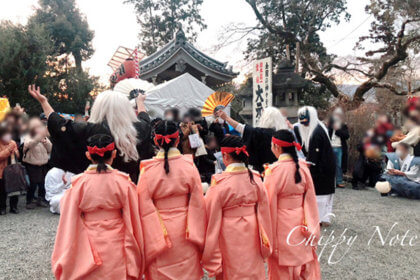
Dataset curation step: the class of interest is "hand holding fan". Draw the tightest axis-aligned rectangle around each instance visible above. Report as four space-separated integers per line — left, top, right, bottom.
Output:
201 91 234 117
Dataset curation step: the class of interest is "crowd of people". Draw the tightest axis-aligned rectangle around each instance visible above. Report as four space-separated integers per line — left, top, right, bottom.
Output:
0 83 419 279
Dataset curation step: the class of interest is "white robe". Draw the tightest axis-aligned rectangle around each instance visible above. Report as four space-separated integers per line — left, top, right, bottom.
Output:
44 168 74 214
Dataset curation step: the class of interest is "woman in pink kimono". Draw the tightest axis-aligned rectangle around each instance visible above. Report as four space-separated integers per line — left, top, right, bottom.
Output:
202 135 272 279
265 130 321 280
51 134 144 280
137 120 206 280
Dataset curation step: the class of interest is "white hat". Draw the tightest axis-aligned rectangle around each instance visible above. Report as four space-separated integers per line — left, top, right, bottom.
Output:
375 181 391 194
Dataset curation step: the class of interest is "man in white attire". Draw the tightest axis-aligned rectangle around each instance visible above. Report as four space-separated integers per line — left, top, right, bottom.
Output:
44 167 74 214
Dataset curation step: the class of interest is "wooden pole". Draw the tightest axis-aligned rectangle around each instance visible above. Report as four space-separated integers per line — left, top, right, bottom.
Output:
295 42 300 73
286 45 291 61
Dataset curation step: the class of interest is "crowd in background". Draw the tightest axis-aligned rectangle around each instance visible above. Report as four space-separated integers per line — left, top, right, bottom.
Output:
1 87 419 217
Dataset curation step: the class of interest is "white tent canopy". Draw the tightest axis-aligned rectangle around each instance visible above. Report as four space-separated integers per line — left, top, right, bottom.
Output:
144 73 214 118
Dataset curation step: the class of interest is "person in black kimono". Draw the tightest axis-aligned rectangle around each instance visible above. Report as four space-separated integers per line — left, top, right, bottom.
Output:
28 85 154 182
294 106 336 226
216 107 288 173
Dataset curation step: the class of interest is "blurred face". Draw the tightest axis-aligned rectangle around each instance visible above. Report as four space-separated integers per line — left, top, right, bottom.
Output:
207 138 218 150
395 145 409 159
377 115 388 124
29 118 44 136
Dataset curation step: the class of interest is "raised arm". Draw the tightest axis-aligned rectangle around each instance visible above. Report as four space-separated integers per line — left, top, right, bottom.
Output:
28 85 54 118
216 110 240 130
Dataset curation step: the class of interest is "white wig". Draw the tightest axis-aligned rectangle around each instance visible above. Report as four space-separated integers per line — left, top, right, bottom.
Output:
297 106 328 151
257 107 288 130
89 90 139 162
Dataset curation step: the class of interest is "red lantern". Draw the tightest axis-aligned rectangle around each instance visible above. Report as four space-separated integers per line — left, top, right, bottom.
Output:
110 59 137 87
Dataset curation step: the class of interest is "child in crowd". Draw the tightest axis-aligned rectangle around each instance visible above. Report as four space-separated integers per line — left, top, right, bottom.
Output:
0 124 19 215
202 136 272 279
137 120 206 280
265 130 321 280
52 134 144 280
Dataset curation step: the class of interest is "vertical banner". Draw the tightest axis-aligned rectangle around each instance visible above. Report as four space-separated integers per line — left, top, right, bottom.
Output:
252 57 272 126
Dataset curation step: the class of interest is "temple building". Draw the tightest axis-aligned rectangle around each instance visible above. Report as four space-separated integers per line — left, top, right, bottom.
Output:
239 60 309 124
139 28 238 87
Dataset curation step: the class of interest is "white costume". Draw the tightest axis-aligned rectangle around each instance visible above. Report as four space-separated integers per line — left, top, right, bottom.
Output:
44 168 74 214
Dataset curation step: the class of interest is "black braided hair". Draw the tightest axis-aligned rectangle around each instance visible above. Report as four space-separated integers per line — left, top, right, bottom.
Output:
273 129 302 183
154 120 179 174
220 135 255 185
87 134 115 173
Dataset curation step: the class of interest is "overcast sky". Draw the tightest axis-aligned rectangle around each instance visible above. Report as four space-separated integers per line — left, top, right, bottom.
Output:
0 0 372 84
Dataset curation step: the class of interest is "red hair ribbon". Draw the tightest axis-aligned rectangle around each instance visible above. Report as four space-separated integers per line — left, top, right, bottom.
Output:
154 130 179 145
272 137 302 151
87 142 115 157
221 145 249 157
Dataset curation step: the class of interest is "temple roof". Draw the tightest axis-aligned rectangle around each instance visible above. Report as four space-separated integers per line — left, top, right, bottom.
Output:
139 28 238 87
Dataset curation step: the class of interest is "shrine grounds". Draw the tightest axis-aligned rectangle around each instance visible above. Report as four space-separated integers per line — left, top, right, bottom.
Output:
0 186 418 280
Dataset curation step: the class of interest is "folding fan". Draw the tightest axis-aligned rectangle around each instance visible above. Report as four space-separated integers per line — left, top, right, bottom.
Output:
201 91 235 117
113 78 146 100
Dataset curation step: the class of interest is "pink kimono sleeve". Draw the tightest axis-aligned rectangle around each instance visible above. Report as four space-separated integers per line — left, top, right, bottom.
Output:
256 178 273 259
186 166 207 250
137 171 171 266
51 186 102 280
201 184 223 277
264 171 280 257
301 166 321 242
122 181 145 278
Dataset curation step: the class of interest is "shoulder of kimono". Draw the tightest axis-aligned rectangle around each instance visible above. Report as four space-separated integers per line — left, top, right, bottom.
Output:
114 169 133 183
139 158 159 175
70 173 85 188
180 154 194 166
210 172 230 187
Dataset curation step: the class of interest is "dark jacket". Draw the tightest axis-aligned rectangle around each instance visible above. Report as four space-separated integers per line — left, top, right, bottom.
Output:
328 122 350 173
295 124 336 195
47 111 154 182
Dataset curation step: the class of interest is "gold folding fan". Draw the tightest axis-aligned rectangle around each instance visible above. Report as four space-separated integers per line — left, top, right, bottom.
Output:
201 91 235 117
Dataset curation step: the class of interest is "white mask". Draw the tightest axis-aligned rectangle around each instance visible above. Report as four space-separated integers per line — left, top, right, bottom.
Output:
2 134 11 143
217 118 224 124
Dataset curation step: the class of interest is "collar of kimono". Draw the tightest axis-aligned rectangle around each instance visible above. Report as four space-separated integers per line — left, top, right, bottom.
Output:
271 137 302 151
278 153 293 162
86 164 114 171
155 148 181 159
225 162 247 172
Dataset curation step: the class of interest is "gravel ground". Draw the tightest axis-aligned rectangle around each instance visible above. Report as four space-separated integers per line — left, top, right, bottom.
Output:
0 186 418 280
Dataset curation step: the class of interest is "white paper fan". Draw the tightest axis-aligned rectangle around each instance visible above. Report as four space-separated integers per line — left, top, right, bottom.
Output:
114 78 146 99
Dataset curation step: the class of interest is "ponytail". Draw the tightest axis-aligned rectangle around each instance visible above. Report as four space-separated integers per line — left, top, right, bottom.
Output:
288 147 302 184
154 120 179 175
272 129 302 184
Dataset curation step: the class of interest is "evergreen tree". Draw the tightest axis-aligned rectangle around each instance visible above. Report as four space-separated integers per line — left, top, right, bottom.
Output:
125 0 207 54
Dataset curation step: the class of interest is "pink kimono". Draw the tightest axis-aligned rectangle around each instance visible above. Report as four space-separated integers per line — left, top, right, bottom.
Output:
202 163 272 280
137 149 206 280
264 154 321 280
51 166 144 280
